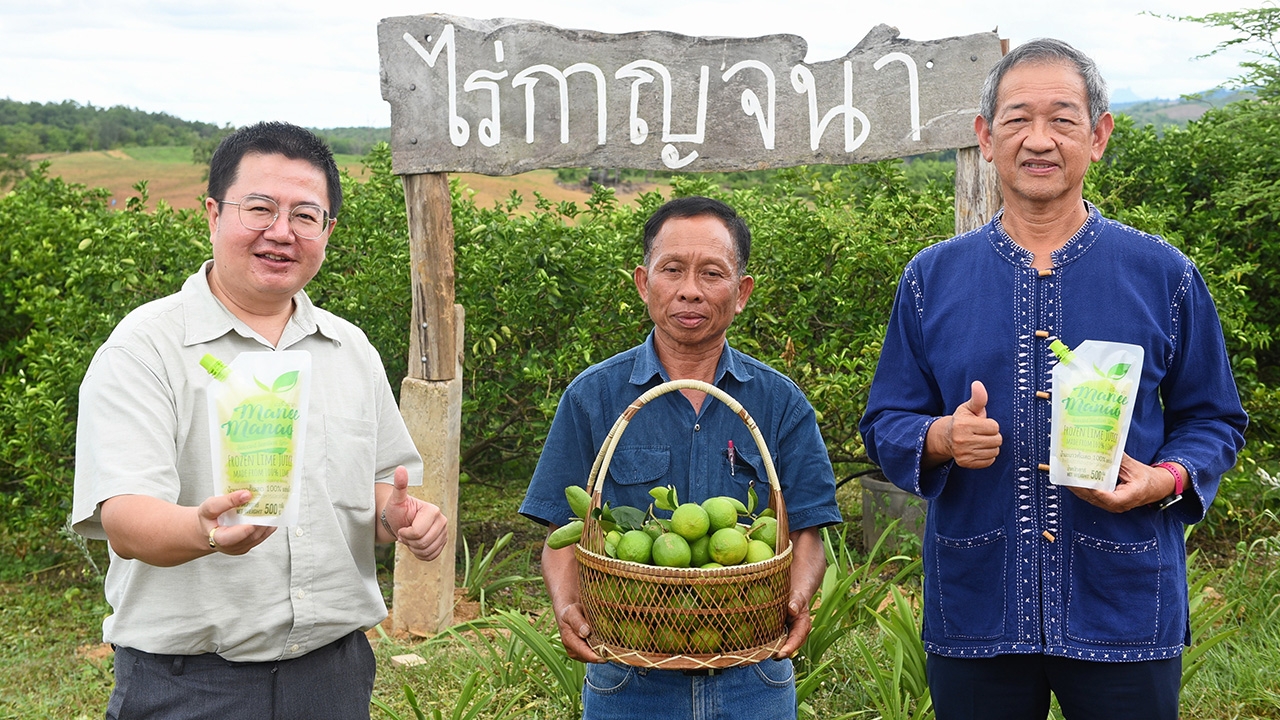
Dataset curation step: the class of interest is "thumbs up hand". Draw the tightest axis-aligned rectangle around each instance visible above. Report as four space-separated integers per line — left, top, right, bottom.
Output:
378 466 449 562
938 380 1003 469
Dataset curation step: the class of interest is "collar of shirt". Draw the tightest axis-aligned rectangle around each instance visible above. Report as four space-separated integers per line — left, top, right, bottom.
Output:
627 330 757 388
180 259 342 350
988 201 1102 269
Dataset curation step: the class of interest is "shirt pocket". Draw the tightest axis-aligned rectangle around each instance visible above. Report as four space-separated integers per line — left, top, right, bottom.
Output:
716 446 768 504
1067 534 1160 645
321 415 376 512
603 445 671 509
935 527 1007 640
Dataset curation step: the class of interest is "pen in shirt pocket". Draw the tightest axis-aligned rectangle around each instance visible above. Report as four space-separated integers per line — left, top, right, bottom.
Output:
728 440 735 476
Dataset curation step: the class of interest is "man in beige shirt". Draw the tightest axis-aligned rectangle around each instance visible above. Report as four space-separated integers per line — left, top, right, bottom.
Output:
73 121 447 719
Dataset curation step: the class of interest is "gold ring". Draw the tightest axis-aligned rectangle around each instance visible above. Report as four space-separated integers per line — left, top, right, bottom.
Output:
208 526 219 549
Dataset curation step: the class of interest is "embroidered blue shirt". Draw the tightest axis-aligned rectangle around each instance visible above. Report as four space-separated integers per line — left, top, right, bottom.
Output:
860 205 1247 661
520 332 842 534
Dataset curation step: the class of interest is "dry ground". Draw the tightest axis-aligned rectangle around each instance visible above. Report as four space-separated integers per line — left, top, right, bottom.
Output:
33 148 663 212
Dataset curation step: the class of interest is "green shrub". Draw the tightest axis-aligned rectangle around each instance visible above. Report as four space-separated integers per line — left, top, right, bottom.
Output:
0 169 207 531
3 124 1278 538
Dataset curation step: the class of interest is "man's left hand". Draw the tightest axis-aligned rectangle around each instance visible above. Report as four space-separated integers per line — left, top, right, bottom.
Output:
776 591 815 659
775 527 824 659
379 466 449 561
1067 454 1180 513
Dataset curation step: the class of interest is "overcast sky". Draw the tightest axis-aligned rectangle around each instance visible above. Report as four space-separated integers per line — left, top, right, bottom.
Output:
0 0 1260 129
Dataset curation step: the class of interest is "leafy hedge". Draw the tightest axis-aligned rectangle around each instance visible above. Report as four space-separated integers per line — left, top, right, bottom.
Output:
320 148 951 483
0 176 208 531
2 111 1277 533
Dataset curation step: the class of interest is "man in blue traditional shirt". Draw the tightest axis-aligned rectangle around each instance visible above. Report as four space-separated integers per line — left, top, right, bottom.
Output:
520 196 842 719
859 39 1247 720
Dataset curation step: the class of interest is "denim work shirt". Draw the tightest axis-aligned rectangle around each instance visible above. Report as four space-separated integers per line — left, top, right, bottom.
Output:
859 205 1247 661
520 332 842 534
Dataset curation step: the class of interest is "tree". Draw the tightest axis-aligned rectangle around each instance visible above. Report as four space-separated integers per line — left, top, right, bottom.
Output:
1091 5 1280 441
1174 5 1280 99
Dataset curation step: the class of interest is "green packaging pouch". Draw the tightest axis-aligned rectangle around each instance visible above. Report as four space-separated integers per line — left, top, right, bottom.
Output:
1048 339 1143 492
201 351 311 526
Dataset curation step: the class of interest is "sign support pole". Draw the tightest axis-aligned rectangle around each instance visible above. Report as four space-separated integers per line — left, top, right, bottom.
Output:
394 171 461 636
953 38 1007 235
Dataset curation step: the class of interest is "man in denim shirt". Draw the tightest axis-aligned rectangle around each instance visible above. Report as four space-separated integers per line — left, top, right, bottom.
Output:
859 39 1247 719
520 196 841 719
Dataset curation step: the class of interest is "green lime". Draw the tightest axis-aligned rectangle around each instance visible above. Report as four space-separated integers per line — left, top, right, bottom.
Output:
689 626 721 654
654 625 686 653
697 580 732 606
591 614 616 642
671 503 711 541
617 619 651 649
746 583 774 607
617 529 654 565
668 591 701 630
604 529 623 558
724 621 756 651
700 561 724 569
652 532 692 568
744 539 774 564
643 521 665 540
748 516 778 550
688 534 712 567
621 579 649 607
701 496 739 533
709 527 749 565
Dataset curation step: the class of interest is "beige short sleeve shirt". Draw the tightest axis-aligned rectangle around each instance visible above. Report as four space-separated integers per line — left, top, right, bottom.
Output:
72 261 423 661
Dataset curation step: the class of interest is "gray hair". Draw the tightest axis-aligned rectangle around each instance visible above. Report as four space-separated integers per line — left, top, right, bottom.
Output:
979 38 1109 129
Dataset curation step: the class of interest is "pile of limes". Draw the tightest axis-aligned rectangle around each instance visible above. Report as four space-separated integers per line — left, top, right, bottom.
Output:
546 485 778 569
607 491 777 569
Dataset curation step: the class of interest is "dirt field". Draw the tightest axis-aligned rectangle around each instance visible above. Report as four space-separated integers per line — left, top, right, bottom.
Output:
33 148 664 212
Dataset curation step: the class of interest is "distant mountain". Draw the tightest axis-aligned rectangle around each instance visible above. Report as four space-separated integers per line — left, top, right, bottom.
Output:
1112 87 1256 132
310 127 390 156
1111 87 1146 105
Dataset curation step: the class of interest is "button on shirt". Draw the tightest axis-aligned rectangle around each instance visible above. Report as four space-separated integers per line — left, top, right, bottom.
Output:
520 332 842 534
859 206 1247 661
72 261 422 662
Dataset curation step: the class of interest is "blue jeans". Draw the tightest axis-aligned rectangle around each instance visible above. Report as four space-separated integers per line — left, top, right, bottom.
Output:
582 659 796 720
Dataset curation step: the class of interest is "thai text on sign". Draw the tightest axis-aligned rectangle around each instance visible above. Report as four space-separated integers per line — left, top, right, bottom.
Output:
378 14 1002 175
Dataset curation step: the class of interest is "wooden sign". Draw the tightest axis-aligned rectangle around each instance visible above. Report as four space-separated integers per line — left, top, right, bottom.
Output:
379 14 1002 175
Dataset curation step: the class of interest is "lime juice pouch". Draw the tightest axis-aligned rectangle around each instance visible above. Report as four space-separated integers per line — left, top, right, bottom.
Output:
1048 339 1143 492
201 351 312 526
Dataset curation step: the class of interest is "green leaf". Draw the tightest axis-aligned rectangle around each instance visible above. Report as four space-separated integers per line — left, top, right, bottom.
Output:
648 485 678 511
1106 363 1131 381
272 370 300 393
608 505 646 531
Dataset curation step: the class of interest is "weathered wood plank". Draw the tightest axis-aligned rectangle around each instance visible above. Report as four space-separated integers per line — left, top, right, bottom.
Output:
379 14 1002 175
404 172 456 381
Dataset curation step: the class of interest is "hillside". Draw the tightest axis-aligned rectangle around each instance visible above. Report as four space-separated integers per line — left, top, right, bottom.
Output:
1113 88 1255 132
30 146 663 212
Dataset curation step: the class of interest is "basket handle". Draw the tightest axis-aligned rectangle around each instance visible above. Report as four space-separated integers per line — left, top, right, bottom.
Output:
580 379 789 552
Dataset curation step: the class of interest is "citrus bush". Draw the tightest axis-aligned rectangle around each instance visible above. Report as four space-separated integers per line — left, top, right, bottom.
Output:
0 171 208 531
2 123 1277 535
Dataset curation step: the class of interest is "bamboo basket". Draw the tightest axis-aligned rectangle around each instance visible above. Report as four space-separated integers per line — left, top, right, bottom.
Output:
575 379 792 670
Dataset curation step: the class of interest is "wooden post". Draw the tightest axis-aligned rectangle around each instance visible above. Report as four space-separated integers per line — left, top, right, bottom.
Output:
404 173 456 382
954 146 1002 235
393 172 462 635
953 37 1007 235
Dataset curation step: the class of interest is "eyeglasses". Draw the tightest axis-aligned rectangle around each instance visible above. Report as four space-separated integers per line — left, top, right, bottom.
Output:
218 195 332 240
